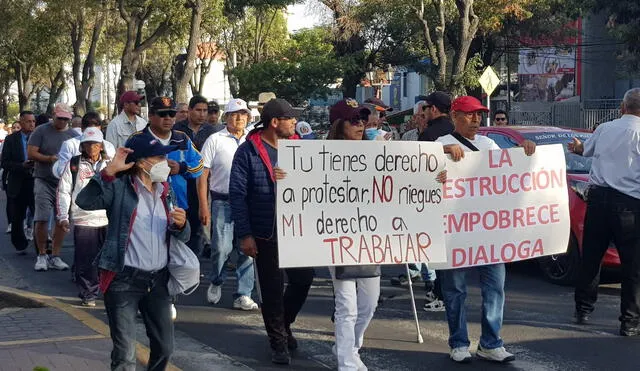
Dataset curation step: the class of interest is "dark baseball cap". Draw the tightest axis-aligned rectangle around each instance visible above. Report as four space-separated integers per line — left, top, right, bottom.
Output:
364 97 393 111
329 98 361 124
207 100 220 114
260 98 299 124
149 96 176 113
425 91 452 113
125 132 178 163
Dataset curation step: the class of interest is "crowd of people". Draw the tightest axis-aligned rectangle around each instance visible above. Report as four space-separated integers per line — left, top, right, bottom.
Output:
1 87 639 371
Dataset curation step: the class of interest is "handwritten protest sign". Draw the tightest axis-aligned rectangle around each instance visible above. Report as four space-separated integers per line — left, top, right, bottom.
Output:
431 144 570 269
276 140 447 268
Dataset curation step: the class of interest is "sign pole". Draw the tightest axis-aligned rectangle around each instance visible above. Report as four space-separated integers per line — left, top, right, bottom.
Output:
487 94 491 127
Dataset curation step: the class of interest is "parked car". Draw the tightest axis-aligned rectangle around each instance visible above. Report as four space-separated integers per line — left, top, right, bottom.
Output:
478 125 620 285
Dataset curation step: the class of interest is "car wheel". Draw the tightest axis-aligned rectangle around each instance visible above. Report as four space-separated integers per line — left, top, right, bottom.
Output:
538 234 580 286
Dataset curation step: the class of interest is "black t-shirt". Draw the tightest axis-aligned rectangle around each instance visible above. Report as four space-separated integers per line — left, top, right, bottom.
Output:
262 139 278 168
419 115 455 142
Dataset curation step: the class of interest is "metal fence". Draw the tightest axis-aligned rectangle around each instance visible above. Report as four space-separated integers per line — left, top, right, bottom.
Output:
509 99 622 130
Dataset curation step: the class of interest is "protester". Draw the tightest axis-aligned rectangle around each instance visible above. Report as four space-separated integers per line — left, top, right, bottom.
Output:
295 121 316 139
106 91 147 148
11 122 21 133
493 110 509 126
28 103 77 271
35 113 50 127
173 96 215 256
1 111 36 254
436 96 535 363
418 91 454 141
56 127 110 307
570 87 640 336
230 98 314 365
53 112 116 179
175 102 189 123
401 101 429 141
207 100 225 133
198 98 258 311
328 98 380 370
76 133 189 370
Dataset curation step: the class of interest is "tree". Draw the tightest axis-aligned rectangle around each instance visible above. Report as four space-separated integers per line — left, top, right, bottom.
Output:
232 27 342 105
174 0 205 104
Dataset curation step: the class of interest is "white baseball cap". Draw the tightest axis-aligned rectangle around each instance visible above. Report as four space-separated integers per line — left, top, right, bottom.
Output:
225 99 251 115
295 121 316 139
80 127 104 143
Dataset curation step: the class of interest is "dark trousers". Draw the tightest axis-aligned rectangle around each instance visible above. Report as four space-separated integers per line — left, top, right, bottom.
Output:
255 238 314 351
575 186 640 326
5 192 11 223
186 179 204 255
104 267 173 371
9 178 34 251
74 225 106 300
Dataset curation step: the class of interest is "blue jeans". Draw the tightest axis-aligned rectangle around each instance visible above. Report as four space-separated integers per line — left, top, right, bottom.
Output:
208 199 254 298
104 267 174 371
439 264 506 350
408 263 436 281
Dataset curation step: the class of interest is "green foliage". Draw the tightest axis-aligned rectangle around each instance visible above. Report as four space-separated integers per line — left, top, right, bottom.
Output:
232 27 342 105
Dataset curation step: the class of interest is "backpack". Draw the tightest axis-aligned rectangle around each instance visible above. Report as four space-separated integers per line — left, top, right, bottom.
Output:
69 155 81 192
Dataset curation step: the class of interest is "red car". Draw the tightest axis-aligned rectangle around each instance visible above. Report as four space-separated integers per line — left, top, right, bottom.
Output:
478 126 620 285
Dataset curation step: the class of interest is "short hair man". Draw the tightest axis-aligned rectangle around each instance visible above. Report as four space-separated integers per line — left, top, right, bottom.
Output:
106 91 147 148
436 96 535 364
570 87 640 336
198 99 258 311
401 101 429 141
493 110 508 126
230 99 314 365
27 103 78 272
418 91 454 142
1 111 36 254
53 112 117 179
175 103 189 123
140 96 203 212
207 100 225 133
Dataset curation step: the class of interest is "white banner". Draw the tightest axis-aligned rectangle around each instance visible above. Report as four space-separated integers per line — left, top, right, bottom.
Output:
431 144 570 269
276 140 448 268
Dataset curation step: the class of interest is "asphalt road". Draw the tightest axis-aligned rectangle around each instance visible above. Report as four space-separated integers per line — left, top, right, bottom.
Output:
1 194 639 370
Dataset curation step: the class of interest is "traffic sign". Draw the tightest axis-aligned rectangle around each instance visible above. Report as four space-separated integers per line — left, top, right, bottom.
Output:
478 66 500 95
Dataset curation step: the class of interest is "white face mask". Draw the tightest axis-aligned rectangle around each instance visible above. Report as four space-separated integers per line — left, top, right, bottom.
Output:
143 159 171 182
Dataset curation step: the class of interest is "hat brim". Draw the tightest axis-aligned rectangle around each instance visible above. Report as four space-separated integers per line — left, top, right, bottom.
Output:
126 144 179 163
155 108 177 113
454 105 489 113
225 108 251 115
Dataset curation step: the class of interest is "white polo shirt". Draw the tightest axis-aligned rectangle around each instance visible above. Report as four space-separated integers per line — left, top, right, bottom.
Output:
436 133 500 151
200 128 248 194
582 114 640 199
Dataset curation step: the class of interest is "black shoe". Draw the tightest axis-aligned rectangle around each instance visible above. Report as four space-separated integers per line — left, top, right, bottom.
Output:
390 274 419 286
575 312 589 325
271 349 291 365
287 334 298 351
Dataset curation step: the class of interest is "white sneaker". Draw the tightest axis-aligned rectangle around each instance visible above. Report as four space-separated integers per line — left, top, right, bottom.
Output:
450 347 473 363
34 255 48 271
476 346 515 363
171 304 177 321
48 256 70 271
25 227 33 241
206 283 222 304
233 295 259 311
5 224 11 233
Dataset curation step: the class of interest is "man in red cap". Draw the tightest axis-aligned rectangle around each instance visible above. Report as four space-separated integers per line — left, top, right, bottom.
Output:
435 96 535 364
106 91 147 148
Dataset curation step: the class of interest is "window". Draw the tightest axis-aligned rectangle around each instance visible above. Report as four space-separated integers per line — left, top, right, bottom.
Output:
486 133 517 149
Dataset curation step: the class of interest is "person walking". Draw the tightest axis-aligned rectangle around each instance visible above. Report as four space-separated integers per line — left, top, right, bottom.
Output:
76 132 189 370
436 96 535 363
106 91 147 148
56 127 110 307
198 99 258 310
28 103 77 271
327 98 380 371
230 98 314 365
570 87 640 336
1 111 36 254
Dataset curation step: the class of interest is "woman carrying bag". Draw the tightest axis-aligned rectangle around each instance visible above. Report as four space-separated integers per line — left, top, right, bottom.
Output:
76 132 190 371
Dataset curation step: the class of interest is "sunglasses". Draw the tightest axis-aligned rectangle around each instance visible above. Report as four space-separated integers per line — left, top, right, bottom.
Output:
422 104 433 111
157 111 177 118
495 117 507 121
56 117 71 121
349 118 365 126
127 101 141 105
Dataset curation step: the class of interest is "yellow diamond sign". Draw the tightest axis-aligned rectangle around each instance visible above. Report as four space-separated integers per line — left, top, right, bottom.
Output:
479 66 500 96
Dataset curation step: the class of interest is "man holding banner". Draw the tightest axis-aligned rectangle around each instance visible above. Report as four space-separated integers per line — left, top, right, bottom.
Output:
436 96 536 363
229 98 314 365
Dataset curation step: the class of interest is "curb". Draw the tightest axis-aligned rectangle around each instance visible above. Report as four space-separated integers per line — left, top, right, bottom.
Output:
0 285 181 371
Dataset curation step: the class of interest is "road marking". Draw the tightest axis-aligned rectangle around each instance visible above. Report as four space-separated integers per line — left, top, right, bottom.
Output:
0 334 105 347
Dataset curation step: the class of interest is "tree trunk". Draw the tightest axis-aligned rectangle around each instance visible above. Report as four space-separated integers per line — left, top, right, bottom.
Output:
15 62 34 111
450 0 479 94
175 0 203 105
47 66 66 113
70 9 85 114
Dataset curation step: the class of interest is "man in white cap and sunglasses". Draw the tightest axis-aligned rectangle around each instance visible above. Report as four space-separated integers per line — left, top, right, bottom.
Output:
198 98 259 311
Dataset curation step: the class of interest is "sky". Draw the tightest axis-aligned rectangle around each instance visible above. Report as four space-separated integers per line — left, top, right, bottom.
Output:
287 1 326 33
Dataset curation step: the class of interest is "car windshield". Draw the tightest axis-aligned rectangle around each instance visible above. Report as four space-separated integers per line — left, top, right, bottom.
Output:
521 132 592 174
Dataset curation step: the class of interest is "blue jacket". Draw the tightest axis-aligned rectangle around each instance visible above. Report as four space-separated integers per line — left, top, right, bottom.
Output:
76 171 190 291
138 127 203 209
230 129 278 240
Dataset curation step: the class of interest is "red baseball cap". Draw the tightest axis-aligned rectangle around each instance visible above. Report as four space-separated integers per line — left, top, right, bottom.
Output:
119 91 143 105
451 96 489 113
